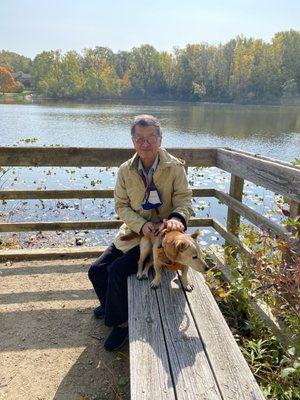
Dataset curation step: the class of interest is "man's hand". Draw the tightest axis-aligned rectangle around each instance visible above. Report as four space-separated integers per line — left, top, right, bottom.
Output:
141 222 155 237
162 218 184 232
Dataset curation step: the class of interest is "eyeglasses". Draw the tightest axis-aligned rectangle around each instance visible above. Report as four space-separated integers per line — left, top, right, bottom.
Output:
133 135 159 145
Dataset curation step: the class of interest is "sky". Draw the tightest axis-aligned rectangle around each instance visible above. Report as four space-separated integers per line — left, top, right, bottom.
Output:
1 0 300 59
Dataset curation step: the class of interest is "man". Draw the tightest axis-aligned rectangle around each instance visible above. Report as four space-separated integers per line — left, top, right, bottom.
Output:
88 115 193 351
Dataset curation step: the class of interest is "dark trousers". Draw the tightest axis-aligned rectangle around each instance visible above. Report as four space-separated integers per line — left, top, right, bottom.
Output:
88 243 140 327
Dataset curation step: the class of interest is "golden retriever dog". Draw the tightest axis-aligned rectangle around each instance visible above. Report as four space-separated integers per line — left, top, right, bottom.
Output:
121 227 206 291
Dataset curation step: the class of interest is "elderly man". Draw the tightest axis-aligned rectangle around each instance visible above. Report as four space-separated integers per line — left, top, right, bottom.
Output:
88 115 193 351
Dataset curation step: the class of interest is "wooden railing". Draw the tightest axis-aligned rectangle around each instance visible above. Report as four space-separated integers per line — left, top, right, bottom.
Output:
0 146 299 345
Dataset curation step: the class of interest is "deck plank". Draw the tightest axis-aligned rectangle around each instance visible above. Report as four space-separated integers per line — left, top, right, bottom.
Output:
186 269 265 400
128 274 176 400
156 270 222 400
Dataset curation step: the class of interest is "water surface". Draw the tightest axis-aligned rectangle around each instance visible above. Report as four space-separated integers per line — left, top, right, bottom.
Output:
0 101 298 248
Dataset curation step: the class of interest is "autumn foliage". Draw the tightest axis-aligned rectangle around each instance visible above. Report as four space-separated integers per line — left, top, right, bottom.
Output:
0 66 21 93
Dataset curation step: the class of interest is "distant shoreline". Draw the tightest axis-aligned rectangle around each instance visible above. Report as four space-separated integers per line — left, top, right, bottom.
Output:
1 92 300 107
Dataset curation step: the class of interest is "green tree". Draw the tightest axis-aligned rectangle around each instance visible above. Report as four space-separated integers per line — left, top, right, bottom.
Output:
159 51 177 97
128 45 166 96
272 30 300 96
0 51 32 73
12 29 300 103
174 44 216 99
209 39 237 100
59 51 85 98
114 51 132 95
229 37 266 101
83 47 121 98
31 51 61 97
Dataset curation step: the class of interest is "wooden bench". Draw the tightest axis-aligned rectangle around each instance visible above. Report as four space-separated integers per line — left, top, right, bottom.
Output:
128 268 265 400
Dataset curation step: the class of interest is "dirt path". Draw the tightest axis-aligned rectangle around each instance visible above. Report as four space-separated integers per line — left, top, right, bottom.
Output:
0 258 130 400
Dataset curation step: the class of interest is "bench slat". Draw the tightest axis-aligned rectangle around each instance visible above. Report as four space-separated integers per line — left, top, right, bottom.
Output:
156 270 222 400
186 269 265 400
128 275 176 400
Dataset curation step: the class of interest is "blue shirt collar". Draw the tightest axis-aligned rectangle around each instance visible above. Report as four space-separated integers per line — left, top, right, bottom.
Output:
138 154 159 175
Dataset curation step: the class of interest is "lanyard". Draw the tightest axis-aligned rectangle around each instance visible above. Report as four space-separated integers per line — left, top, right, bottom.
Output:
139 171 160 215
140 171 150 191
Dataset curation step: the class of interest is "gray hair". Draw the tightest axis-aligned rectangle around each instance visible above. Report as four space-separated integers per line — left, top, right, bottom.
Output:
131 115 162 137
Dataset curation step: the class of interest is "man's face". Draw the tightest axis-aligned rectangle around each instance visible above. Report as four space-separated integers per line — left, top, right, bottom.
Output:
132 125 162 164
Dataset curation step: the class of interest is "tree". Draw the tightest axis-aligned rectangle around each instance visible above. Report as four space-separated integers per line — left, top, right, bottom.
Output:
128 45 166 96
209 39 237 101
83 47 121 99
31 51 62 96
229 37 267 101
159 51 177 97
0 66 21 93
8 29 300 103
0 51 32 73
114 51 131 79
282 79 299 103
59 51 85 98
272 30 300 93
173 43 217 99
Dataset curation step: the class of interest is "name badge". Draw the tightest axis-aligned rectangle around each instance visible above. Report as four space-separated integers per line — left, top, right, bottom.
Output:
142 187 163 210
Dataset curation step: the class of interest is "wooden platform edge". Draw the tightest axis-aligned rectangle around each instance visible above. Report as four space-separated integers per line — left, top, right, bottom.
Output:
0 246 106 262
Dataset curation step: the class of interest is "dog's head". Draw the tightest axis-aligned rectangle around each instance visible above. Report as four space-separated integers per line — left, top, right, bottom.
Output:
162 230 206 273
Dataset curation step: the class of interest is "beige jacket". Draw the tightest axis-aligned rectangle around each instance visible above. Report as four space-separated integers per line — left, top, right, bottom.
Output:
114 147 194 252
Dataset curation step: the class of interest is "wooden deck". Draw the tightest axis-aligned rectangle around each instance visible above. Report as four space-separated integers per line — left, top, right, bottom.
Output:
1 145 299 399
129 269 265 400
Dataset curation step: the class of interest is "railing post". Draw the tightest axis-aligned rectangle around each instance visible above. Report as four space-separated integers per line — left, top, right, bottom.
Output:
225 175 244 259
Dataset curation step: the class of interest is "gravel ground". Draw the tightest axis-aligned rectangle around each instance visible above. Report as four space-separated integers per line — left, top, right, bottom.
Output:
0 258 130 400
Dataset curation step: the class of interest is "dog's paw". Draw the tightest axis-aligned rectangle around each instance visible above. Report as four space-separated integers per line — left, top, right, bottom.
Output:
150 279 160 289
183 283 194 292
136 272 144 280
141 273 149 280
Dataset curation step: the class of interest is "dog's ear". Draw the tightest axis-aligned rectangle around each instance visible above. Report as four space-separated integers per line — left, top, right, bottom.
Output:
175 239 190 253
190 229 201 239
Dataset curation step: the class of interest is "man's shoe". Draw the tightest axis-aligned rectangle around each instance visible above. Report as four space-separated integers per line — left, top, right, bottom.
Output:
93 304 105 319
104 327 129 351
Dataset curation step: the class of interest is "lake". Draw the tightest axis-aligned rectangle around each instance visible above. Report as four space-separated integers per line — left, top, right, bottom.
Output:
0 100 299 249
1 100 300 160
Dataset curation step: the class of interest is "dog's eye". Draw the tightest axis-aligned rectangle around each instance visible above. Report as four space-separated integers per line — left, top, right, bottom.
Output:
192 256 198 259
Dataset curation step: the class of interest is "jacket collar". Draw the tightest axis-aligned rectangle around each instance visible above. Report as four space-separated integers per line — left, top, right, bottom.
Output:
129 148 183 170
